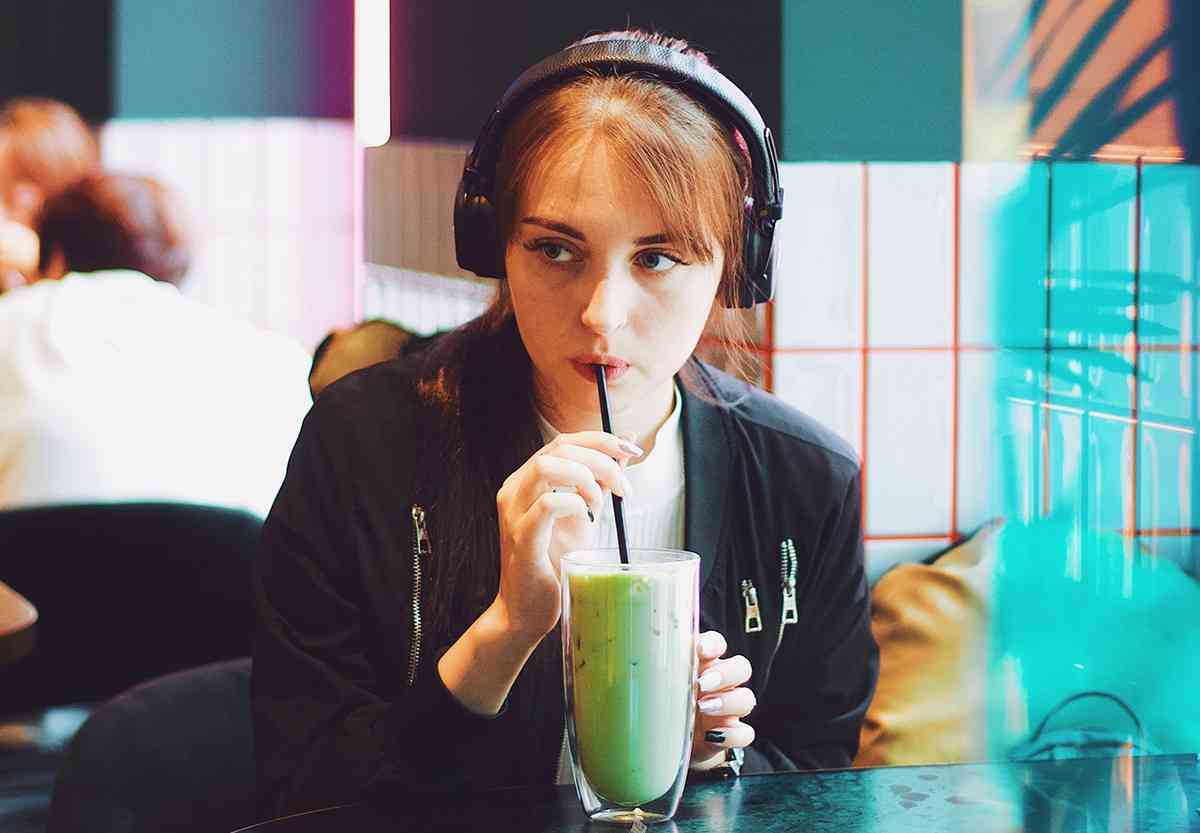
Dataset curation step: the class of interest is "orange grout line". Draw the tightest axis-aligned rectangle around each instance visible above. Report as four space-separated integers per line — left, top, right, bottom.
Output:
1042 157 1053 518
1123 528 1200 538
1020 143 1185 164
866 528 1199 542
951 162 961 541
860 162 871 536
865 533 956 542
1129 158 1143 538
763 300 775 393
704 340 1200 355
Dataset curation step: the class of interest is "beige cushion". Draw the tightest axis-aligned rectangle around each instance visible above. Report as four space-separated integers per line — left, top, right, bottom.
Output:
854 523 1000 767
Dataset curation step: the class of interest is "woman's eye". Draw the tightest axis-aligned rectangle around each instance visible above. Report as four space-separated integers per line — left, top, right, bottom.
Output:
635 251 681 273
533 242 575 263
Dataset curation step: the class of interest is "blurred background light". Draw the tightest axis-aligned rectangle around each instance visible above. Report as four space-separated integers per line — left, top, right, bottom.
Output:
354 0 390 148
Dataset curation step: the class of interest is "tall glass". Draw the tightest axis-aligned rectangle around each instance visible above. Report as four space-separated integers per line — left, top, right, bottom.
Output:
560 548 699 825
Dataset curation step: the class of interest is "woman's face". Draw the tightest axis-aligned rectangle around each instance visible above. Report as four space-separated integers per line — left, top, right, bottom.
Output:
505 141 723 426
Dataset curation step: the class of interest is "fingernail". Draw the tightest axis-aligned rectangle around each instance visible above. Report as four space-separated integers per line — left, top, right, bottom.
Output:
704 730 726 744
698 696 723 714
697 670 722 693
618 440 645 458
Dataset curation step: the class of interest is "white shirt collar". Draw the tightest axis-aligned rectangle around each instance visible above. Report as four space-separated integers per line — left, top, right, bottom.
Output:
534 383 685 508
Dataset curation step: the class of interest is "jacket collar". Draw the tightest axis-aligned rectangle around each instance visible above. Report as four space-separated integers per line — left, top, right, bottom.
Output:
678 359 732 588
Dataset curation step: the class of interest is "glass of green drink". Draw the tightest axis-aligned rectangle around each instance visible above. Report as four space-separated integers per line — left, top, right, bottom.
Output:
561 548 700 825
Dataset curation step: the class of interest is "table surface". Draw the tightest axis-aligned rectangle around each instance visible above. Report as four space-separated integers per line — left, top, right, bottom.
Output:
0 580 36 666
234 752 1200 833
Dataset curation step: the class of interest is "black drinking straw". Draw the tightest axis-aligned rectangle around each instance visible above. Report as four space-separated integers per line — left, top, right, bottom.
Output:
594 364 631 566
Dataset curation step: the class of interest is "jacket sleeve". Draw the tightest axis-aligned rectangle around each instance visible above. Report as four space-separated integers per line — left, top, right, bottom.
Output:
251 392 521 819
748 469 879 773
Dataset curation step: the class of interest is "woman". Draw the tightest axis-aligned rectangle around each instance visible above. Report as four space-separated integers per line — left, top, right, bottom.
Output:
252 30 878 817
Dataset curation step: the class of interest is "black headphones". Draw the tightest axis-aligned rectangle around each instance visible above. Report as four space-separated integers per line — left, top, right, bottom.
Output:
452 38 784 308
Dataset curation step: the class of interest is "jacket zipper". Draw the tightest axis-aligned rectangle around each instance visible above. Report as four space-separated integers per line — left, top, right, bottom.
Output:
407 504 431 687
740 579 762 633
776 538 799 654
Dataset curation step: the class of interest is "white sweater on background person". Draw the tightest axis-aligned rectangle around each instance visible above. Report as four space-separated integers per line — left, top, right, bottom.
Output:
0 270 313 518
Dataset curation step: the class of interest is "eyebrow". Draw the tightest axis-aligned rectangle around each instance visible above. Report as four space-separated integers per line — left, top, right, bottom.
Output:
520 216 673 246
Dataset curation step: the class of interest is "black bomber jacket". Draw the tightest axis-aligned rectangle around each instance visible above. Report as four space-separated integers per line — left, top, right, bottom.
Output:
252 352 879 819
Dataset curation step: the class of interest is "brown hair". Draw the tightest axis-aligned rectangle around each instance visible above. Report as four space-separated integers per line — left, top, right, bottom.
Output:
0 99 100 215
413 29 764 650
36 172 191 285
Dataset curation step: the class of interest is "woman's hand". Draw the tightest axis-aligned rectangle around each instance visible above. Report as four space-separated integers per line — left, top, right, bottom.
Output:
690 630 757 770
493 430 641 641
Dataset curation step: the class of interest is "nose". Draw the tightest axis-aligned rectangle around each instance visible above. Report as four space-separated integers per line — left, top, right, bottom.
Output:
580 269 633 336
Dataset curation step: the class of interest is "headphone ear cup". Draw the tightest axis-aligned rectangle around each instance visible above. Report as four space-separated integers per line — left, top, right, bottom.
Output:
454 183 506 279
733 207 774 308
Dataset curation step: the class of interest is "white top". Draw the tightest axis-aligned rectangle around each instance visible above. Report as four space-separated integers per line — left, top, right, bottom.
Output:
535 385 687 785
0 270 313 518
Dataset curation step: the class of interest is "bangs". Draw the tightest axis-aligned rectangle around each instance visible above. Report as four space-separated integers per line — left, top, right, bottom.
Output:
495 74 747 289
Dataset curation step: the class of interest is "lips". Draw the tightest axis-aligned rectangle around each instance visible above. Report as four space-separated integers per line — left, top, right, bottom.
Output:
575 353 630 370
571 354 630 383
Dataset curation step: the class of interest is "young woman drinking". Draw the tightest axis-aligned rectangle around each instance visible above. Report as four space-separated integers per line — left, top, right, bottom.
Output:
252 29 878 818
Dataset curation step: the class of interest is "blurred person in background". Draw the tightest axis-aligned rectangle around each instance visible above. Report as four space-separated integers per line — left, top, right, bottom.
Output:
0 171 313 517
0 98 100 291
308 319 415 398
308 319 446 398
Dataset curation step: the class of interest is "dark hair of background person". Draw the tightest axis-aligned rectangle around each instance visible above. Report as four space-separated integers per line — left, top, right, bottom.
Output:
35 171 191 285
408 30 758 665
0 98 100 219
309 319 432 398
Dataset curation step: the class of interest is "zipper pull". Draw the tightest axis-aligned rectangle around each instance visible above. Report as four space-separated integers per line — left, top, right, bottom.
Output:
412 505 431 557
781 539 799 626
741 579 763 633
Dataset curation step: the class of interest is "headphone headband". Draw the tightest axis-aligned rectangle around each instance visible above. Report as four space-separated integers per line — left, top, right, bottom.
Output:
455 38 783 307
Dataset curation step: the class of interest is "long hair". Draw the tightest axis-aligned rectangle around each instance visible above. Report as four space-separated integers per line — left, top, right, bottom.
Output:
414 28 761 648
409 305 541 646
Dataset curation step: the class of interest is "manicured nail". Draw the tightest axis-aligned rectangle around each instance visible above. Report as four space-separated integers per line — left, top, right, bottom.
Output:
698 697 723 714
697 670 722 693
618 440 645 458
704 730 726 744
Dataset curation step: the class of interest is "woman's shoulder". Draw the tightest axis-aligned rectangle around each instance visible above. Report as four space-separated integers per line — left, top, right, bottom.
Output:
305 352 454 451
691 360 860 479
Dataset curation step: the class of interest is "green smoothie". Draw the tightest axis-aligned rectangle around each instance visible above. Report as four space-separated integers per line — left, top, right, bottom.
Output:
567 568 694 806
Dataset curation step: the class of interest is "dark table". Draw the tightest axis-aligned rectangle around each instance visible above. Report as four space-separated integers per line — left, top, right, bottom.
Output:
0 580 36 666
234 752 1200 832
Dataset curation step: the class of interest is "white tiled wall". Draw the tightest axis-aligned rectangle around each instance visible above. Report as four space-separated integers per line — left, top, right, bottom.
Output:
355 142 1200 579
866 163 956 347
774 164 863 347
772 352 862 455
866 352 955 534
100 118 355 351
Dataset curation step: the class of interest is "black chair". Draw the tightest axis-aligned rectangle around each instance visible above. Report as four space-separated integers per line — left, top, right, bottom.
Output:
0 502 262 715
0 503 261 833
46 658 255 833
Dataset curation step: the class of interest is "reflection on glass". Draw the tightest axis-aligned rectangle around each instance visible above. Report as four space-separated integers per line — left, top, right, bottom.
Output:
985 157 1200 769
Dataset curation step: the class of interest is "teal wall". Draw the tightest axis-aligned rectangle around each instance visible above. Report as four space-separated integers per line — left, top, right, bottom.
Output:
114 0 351 119
782 0 962 161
